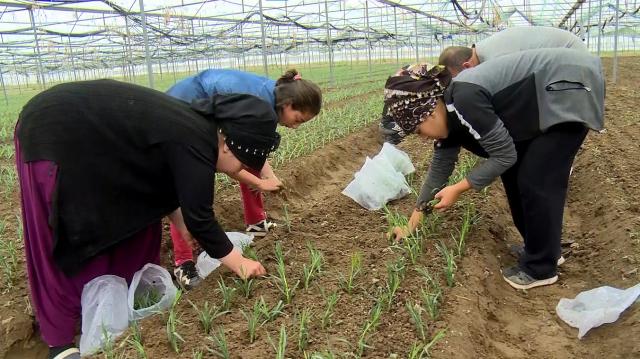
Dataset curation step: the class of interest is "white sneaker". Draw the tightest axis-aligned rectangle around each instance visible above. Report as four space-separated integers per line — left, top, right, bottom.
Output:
245 219 277 237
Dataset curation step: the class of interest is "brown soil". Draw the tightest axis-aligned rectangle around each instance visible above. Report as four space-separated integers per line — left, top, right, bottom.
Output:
1 56 639 358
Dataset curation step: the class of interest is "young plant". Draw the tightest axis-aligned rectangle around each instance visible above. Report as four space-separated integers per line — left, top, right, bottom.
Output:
338 251 362 294
233 267 257 298
0 236 17 290
320 290 339 329
304 351 336 359
126 321 147 359
424 329 447 356
189 300 225 335
302 241 324 289
101 325 117 359
407 341 426 359
242 244 260 261
283 203 292 232
133 288 162 310
241 299 265 343
416 267 442 320
257 296 285 322
382 261 403 310
405 301 426 340
268 324 288 359
297 308 312 352
436 241 457 287
208 326 230 359
166 290 184 354
272 241 299 304
216 277 236 311
403 232 424 265
192 350 204 359
455 202 477 257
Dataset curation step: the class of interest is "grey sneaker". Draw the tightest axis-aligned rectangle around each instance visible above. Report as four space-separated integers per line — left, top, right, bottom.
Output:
245 219 277 237
502 265 558 290
173 260 202 290
509 244 565 266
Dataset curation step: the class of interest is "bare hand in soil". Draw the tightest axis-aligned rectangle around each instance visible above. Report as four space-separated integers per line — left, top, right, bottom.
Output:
390 226 410 242
256 177 284 193
221 248 267 278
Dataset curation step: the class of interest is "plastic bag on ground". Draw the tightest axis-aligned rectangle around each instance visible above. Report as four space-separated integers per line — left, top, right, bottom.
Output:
79 275 129 356
556 282 640 339
196 232 255 278
375 142 415 175
128 263 178 321
342 155 410 210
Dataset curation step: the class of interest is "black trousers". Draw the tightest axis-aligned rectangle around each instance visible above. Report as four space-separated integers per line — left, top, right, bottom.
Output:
501 122 589 279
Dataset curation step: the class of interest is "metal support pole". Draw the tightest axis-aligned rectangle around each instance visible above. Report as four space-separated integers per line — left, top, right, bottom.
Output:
139 0 154 88
612 0 620 84
597 0 603 56
258 0 269 76
394 6 399 67
414 13 419 63
240 0 247 70
365 0 372 77
324 0 334 86
0 68 8 106
28 7 46 88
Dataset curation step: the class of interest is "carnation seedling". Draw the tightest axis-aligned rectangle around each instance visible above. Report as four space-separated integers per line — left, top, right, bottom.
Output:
273 241 299 304
338 251 362 294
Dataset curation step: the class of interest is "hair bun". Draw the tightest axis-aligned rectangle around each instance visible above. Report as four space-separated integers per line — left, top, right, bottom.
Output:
276 69 299 85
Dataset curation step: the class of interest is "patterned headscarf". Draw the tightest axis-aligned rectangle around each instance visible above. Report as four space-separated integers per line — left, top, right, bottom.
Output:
383 64 450 138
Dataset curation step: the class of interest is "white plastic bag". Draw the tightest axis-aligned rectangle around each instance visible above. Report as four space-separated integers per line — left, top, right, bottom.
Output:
342 155 410 210
375 142 415 175
79 275 129 356
128 263 178 321
196 232 255 278
556 282 640 339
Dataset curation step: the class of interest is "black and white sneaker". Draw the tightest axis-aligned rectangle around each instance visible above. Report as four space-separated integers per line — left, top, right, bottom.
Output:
49 345 80 359
509 244 565 266
245 219 277 237
173 260 202 290
502 265 558 290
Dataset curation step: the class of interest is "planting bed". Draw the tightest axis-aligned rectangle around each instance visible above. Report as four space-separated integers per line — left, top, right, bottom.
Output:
1 57 639 358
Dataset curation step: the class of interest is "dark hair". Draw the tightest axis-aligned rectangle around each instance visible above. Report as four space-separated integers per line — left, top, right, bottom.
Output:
438 46 473 74
274 69 322 116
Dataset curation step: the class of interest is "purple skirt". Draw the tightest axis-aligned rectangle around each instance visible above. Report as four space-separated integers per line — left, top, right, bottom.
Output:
15 130 162 347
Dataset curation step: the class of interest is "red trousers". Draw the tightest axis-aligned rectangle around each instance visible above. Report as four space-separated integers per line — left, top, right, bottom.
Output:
172 167 266 265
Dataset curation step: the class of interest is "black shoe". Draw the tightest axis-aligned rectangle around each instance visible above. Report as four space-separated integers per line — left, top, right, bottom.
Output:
173 260 202 290
502 265 558 290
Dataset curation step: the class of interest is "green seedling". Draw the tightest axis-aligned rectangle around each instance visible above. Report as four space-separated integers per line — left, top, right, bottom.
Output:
320 290 339 329
302 241 324 289
101 325 116 359
257 296 285 322
407 341 427 359
192 350 204 359
283 203 292 232
416 267 442 320
268 324 288 359
338 251 362 294
189 300 225 335
436 241 457 287
233 267 257 298
133 288 162 310
273 241 299 304
166 290 184 354
241 298 265 343
216 277 236 311
405 301 426 340
424 329 447 356
126 321 147 359
297 308 312 352
242 244 259 261
208 326 230 359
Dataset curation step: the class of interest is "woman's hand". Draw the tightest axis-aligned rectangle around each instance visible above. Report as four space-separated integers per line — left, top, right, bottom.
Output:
390 226 411 242
389 209 424 242
257 176 283 192
220 248 267 278
433 179 472 211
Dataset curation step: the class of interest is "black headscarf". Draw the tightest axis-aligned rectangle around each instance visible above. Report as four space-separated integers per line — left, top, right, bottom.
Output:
191 93 281 170
382 64 451 139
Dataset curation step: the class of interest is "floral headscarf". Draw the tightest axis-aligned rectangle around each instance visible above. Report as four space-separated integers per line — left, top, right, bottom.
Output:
382 64 450 138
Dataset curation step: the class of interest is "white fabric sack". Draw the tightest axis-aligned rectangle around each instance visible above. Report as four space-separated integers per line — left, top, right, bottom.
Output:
196 232 255 278
342 155 410 210
79 275 129 356
375 142 415 175
128 263 178 321
556 282 640 339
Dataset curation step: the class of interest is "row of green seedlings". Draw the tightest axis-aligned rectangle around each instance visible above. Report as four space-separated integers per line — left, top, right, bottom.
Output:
0 215 21 291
